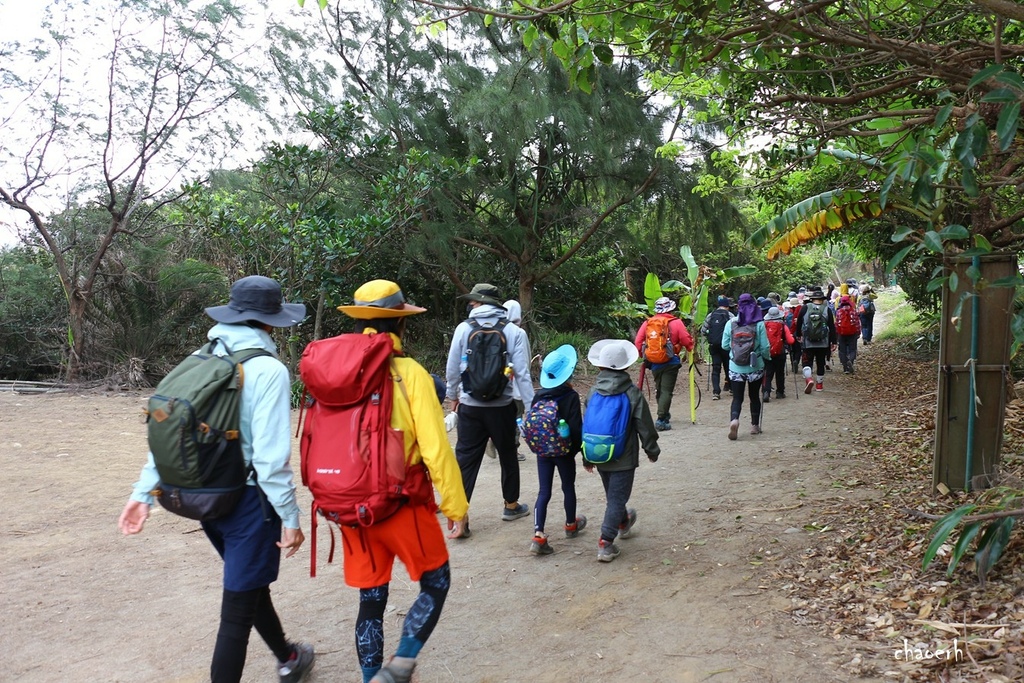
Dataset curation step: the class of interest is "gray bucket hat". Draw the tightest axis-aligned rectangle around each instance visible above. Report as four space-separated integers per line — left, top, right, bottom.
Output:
205 275 306 328
459 283 506 308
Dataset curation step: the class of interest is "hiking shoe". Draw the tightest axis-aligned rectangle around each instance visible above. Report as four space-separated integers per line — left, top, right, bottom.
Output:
728 419 739 441
452 521 472 539
815 382 824 392
750 424 761 435
617 508 638 539
370 657 415 683
502 503 529 521
597 539 620 562
654 419 671 431
776 392 786 399
565 515 588 538
485 441 497 459
712 392 721 400
530 534 554 555
804 378 814 394
761 392 770 403
279 643 315 683
516 452 526 461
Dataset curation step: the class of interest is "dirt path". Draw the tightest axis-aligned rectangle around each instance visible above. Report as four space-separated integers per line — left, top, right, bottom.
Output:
0 357 890 682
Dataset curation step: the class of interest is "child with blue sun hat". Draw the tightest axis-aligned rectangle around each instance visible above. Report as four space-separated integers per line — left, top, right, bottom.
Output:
521 344 586 555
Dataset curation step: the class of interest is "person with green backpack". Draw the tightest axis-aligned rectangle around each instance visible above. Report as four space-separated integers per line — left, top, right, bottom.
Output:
118 275 314 683
795 286 837 393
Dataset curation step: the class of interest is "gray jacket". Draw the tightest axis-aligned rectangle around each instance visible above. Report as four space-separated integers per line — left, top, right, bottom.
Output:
445 304 534 411
585 369 660 472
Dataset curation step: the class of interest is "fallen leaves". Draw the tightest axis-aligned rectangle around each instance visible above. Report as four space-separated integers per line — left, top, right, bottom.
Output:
760 339 1024 681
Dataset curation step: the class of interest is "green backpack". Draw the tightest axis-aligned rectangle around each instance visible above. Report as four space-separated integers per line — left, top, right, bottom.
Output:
146 340 271 520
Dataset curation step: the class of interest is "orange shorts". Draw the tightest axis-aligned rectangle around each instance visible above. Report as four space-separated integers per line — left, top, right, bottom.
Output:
339 504 450 588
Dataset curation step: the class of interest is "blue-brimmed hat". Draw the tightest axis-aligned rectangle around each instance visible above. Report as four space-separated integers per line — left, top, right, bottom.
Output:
540 344 578 388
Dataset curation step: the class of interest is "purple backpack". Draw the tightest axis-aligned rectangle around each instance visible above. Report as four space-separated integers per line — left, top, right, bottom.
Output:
522 398 571 458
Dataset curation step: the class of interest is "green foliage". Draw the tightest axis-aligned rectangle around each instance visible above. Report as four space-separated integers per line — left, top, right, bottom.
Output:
0 247 66 379
532 329 594 373
923 489 1023 586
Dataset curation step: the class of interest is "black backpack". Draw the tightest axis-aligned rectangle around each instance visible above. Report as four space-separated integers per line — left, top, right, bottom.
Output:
461 320 510 401
704 309 731 347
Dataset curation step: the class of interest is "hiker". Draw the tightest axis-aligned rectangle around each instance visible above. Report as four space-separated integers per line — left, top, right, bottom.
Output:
502 299 530 461
523 344 586 555
701 296 734 400
445 283 534 535
762 306 795 401
330 279 470 683
786 296 803 373
582 339 661 562
835 294 862 373
633 296 694 431
721 293 771 440
795 286 837 393
859 284 877 345
118 275 314 683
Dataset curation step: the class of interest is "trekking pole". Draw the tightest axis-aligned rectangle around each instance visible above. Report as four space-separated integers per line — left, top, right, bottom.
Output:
759 368 767 433
792 354 799 402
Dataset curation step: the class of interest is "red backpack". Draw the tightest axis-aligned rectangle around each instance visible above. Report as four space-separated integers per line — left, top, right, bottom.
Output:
835 305 862 336
642 316 676 364
764 321 786 357
298 333 433 576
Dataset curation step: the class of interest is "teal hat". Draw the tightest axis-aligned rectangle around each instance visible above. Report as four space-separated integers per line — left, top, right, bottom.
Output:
540 344 578 388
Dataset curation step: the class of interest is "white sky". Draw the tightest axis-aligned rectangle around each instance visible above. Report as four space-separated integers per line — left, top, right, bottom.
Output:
0 0 330 248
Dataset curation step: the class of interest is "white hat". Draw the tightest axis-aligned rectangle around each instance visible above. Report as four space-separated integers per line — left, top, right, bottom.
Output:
587 339 639 371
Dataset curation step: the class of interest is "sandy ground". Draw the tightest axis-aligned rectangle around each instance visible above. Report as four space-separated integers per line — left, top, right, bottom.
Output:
0 361 889 683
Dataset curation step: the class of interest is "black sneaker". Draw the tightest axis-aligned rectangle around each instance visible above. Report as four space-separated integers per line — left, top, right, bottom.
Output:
279 643 314 683
502 503 529 521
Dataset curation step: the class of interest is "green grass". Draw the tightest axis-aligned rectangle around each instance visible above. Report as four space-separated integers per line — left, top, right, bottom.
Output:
873 290 925 342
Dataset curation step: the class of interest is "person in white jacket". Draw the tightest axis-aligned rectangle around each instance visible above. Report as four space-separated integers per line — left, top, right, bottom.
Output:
118 275 314 683
445 283 534 536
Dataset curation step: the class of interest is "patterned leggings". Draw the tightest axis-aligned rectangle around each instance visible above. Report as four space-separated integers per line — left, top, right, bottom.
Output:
356 562 451 675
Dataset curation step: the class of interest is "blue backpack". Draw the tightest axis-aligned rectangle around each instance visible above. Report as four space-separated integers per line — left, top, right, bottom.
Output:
581 392 631 464
521 398 571 458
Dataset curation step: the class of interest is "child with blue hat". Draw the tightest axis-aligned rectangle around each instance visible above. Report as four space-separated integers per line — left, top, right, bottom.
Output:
520 344 587 555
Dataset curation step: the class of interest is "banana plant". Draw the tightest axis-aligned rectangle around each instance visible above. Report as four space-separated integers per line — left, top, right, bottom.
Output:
643 246 756 423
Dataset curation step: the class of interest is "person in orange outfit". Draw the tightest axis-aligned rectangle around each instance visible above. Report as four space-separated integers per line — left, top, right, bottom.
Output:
633 297 694 431
335 280 469 683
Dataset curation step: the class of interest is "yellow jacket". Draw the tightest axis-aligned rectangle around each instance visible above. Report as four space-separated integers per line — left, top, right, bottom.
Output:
384 333 469 522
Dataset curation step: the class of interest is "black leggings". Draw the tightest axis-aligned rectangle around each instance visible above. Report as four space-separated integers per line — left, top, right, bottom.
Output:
534 455 578 533
729 377 762 425
211 586 292 683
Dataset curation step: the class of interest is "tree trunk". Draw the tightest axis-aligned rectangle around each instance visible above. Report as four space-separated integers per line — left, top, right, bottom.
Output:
66 295 87 382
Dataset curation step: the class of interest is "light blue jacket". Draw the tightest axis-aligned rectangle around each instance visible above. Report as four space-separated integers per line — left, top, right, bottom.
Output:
445 304 534 412
722 319 771 374
130 323 302 529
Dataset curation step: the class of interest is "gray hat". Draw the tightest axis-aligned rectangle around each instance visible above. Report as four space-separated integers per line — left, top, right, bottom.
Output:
205 276 305 327
459 283 505 308
764 306 784 321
